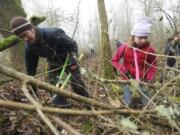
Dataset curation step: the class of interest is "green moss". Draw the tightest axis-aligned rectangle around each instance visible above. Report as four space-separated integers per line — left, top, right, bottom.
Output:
0 35 19 51
108 83 123 99
30 16 46 26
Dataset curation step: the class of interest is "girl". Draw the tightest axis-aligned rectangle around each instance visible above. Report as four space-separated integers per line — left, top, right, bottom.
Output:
111 17 157 107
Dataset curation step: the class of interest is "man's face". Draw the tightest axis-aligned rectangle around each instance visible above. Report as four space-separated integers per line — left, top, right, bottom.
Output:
134 36 148 47
19 29 35 44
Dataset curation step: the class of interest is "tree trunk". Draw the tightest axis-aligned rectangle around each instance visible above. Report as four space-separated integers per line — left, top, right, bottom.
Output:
97 0 115 79
0 0 26 71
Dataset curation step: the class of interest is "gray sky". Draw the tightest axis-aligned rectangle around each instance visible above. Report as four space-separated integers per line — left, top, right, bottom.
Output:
22 0 140 39
21 0 179 29
21 0 179 48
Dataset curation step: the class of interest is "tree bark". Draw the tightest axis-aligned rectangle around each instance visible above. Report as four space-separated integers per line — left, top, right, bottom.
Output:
97 0 115 79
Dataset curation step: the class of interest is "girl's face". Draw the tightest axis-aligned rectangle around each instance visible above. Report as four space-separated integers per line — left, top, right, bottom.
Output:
134 36 148 47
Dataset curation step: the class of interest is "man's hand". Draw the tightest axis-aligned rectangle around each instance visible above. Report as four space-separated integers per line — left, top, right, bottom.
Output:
69 52 77 64
69 52 78 71
70 64 78 71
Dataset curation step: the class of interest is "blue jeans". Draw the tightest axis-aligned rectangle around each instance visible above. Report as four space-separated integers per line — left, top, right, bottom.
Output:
123 85 150 106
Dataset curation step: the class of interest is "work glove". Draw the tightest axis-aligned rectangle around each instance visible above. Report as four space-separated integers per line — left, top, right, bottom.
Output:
69 52 78 71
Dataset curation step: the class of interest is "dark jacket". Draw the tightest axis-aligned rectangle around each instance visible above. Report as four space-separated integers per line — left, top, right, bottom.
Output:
25 27 78 76
164 41 177 67
175 41 180 55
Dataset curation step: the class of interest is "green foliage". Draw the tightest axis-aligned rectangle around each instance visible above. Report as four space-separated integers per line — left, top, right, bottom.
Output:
82 120 93 134
130 80 141 98
155 105 180 119
0 35 19 51
168 96 180 103
155 105 180 128
109 83 123 98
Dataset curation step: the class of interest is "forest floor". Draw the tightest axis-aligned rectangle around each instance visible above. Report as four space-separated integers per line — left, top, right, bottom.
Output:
0 55 179 135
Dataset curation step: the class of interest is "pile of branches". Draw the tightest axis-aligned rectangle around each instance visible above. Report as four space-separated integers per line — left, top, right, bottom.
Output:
0 35 179 135
0 61 179 134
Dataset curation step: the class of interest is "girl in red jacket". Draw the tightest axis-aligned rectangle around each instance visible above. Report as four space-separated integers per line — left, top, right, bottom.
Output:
111 17 157 107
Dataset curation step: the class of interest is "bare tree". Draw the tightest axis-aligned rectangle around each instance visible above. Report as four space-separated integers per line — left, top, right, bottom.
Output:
72 0 81 39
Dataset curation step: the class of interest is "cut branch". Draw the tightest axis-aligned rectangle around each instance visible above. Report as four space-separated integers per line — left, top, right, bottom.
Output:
0 99 156 116
0 64 113 109
21 83 59 135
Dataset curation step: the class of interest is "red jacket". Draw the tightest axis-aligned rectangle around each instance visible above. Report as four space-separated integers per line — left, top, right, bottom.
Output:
111 43 157 81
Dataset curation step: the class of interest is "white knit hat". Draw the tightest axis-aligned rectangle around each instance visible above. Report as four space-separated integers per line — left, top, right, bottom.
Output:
131 17 153 36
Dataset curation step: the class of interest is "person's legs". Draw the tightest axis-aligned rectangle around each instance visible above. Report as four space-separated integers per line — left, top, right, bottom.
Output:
123 85 132 106
67 65 89 97
48 64 69 107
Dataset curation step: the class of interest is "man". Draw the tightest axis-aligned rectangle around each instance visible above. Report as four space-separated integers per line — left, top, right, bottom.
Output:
164 38 177 67
164 32 180 67
173 32 180 69
89 43 95 56
173 32 180 56
10 16 89 107
115 40 122 49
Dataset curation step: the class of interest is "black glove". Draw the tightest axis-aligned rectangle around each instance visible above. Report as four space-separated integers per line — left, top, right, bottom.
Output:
125 70 133 79
69 52 77 65
69 52 78 71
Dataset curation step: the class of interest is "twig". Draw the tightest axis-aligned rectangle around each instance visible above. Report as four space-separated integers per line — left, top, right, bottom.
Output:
128 45 180 59
0 28 12 34
138 74 180 118
87 69 158 88
21 82 60 135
